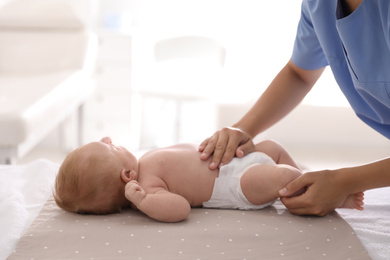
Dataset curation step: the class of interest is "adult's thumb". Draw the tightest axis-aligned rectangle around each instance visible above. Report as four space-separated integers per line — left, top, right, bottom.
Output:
279 174 309 197
236 142 255 158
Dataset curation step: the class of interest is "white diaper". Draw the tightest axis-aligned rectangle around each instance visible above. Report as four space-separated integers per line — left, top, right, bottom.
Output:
203 152 277 210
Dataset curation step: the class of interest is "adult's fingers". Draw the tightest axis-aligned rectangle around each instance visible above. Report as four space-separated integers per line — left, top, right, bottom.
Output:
217 127 251 164
236 139 255 158
199 127 254 170
279 173 320 215
279 171 344 216
207 132 229 169
280 195 329 216
199 134 220 160
280 194 334 217
199 131 228 169
198 137 210 153
219 135 254 167
279 172 314 197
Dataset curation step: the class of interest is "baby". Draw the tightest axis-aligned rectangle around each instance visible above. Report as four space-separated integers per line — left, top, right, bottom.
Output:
54 137 364 222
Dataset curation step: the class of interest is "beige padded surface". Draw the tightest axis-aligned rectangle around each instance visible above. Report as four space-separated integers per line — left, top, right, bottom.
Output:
8 197 370 260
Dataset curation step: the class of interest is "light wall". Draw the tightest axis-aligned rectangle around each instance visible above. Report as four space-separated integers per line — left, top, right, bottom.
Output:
132 0 301 104
217 101 390 168
15 0 389 162
132 0 390 150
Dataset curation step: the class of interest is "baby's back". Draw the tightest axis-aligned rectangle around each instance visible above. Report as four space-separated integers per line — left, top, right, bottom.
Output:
138 143 218 206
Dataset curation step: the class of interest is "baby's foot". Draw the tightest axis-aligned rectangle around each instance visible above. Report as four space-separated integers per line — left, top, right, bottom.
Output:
339 192 364 210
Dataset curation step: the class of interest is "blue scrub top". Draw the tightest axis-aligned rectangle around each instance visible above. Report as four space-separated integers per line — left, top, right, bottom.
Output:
292 0 390 139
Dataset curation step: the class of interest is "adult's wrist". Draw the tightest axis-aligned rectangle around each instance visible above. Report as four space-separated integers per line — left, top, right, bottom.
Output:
332 166 371 194
231 124 255 139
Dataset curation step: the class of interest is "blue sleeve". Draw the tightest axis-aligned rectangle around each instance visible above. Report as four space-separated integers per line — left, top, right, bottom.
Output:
291 1 329 70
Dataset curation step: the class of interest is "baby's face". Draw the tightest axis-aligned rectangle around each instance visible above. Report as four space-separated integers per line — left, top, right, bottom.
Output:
85 140 137 172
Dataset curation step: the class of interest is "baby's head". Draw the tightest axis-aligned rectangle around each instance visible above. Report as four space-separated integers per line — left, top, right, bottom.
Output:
54 138 138 214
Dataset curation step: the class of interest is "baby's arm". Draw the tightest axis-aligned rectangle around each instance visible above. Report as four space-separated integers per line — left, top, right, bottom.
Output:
125 181 191 223
253 140 300 169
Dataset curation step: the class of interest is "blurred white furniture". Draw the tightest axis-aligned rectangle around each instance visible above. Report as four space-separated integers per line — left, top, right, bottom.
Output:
0 0 97 164
83 32 132 147
131 34 226 149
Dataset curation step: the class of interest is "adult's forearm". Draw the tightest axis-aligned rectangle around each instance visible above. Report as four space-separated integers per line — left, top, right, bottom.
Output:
336 157 390 193
234 59 323 137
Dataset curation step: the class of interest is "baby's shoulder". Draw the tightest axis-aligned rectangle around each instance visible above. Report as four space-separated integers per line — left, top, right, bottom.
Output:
141 143 198 159
138 173 168 192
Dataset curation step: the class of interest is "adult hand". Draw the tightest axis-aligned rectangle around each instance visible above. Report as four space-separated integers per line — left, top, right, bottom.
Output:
198 126 255 170
279 170 363 216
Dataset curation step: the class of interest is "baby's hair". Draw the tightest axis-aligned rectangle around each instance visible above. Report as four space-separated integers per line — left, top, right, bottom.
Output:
53 146 124 215
53 147 81 213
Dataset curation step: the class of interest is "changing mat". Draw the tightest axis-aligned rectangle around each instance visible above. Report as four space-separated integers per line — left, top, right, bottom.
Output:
8 196 370 260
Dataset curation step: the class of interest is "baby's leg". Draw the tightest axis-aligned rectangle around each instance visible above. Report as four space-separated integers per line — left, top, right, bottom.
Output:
240 164 302 206
254 140 300 169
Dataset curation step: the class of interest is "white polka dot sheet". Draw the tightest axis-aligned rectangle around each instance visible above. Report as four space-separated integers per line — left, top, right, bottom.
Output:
8 196 370 260
3 159 390 260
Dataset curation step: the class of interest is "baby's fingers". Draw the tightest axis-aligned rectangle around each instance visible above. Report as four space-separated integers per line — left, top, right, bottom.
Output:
125 181 140 193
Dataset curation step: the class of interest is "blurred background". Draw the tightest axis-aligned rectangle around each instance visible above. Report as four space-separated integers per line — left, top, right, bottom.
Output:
1 0 388 169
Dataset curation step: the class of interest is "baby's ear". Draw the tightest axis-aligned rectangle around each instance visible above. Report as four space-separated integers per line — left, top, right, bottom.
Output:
120 169 132 183
120 169 137 183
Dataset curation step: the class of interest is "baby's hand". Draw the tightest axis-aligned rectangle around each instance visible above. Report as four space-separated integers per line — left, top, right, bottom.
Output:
125 180 146 206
